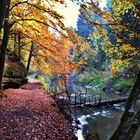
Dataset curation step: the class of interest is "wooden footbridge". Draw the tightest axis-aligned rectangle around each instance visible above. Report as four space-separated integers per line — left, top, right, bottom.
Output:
70 97 130 107
55 92 140 108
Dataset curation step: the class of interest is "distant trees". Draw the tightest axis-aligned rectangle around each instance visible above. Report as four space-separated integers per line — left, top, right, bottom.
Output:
76 9 108 75
77 12 92 38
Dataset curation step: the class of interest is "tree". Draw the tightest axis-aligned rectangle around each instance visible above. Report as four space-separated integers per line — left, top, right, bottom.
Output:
77 12 93 38
67 28 90 67
26 42 34 72
0 0 8 32
0 0 79 89
80 0 140 75
109 70 140 140
0 0 11 90
78 0 140 139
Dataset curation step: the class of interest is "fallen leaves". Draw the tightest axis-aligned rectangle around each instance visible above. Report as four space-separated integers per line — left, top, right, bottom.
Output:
0 79 72 140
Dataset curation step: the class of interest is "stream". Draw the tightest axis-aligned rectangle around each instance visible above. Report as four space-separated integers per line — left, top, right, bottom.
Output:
72 104 140 140
55 75 140 140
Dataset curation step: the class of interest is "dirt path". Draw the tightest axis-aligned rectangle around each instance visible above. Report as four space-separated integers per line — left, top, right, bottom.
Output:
0 79 72 140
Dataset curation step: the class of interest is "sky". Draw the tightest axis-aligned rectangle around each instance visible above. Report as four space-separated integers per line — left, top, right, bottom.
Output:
55 0 107 29
55 0 80 29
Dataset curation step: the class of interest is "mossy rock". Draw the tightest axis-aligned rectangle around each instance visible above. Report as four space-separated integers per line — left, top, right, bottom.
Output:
3 77 28 88
86 131 100 140
4 61 27 78
3 51 28 88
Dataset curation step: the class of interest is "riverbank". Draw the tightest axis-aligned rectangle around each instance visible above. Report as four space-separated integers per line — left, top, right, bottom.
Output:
0 79 72 140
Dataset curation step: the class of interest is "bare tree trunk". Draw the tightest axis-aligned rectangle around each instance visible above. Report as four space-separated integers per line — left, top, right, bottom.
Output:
109 70 140 140
14 33 17 53
18 32 21 60
27 42 34 72
0 0 10 90
0 0 7 32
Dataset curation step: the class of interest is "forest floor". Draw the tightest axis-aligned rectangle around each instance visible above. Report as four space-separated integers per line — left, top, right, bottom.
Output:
0 79 72 140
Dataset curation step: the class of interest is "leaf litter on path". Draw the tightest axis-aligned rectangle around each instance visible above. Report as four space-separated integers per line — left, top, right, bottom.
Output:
0 79 72 140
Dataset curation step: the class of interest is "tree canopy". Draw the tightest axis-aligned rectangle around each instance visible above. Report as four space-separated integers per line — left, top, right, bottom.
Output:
0 0 140 139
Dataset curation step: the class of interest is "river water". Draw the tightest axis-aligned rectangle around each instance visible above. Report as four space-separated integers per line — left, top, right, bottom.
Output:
72 104 140 140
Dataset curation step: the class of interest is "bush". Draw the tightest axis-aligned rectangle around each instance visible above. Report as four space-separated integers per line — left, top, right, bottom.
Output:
39 76 50 92
113 79 133 91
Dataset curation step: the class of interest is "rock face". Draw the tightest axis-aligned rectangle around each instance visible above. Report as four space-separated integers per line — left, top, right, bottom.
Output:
3 52 28 88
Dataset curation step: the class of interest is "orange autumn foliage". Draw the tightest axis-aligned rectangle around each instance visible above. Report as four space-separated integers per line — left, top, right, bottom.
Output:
8 0 80 76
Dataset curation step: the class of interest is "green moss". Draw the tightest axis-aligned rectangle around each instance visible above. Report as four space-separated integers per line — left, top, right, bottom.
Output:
86 131 100 140
5 68 17 77
4 61 27 78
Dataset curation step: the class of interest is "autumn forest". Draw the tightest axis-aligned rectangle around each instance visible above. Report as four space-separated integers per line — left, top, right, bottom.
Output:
0 0 140 140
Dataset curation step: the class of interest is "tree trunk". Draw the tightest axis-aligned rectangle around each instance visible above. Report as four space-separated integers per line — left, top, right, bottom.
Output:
27 42 34 72
14 33 17 53
0 0 7 32
18 32 21 60
124 108 140 140
109 70 140 140
0 0 10 90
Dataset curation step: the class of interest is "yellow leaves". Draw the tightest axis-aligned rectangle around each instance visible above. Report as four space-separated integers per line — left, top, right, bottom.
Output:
10 0 64 33
116 39 122 43
79 0 139 78
120 44 139 57
110 0 134 14
129 32 140 38
79 59 87 65
101 11 112 21
109 59 131 76
103 41 139 76
104 42 139 61
121 44 134 52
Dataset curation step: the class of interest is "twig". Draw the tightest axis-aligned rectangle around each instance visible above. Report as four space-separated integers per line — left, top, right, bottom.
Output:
0 90 7 98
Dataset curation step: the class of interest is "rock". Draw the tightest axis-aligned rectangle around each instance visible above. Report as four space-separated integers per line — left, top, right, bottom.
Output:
86 131 100 140
4 60 27 79
72 135 78 140
2 51 28 89
3 77 28 89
